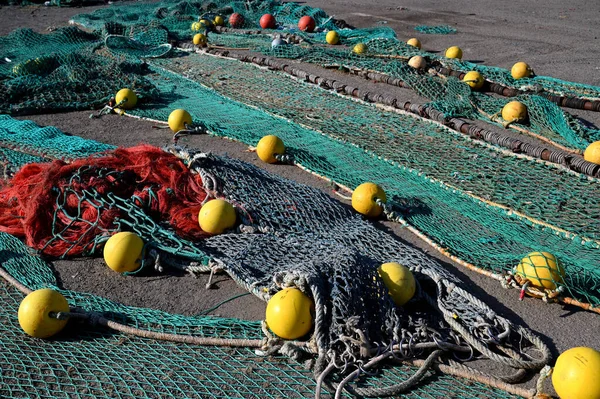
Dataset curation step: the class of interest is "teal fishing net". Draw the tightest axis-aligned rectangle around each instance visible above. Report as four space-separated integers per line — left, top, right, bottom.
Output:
0 116 544 398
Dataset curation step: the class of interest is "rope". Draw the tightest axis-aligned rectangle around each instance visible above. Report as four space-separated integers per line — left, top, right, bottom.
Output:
337 350 442 398
0 265 263 348
202 46 600 179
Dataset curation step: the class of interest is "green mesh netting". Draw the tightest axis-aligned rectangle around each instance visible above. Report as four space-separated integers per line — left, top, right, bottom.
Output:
2 0 600 307
153 53 600 241
414 25 457 34
0 27 157 114
0 117 532 399
260 39 600 151
68 1 600 150
118 60 599 308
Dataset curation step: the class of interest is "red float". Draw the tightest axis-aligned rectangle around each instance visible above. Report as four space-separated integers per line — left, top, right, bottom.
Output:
229 13 244 28
260 14 276 29
298 15 316 32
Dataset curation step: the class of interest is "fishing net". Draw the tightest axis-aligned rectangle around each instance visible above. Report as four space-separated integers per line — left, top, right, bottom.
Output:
0 2 599 296
2 0 600 307
0 27 157 114
121 57 599 308
414 25 457 34
0 116 547 398
70 0 600 151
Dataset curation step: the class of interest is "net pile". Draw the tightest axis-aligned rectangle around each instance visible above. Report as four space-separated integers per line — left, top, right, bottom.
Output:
0 145 209 257
69 1 600 152
414 25 457 34
124 58 600 309
0 116 547 398
2 1 600 308
0 27 156 115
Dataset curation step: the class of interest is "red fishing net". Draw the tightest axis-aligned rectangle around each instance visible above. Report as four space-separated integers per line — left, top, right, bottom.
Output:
0 145 208 257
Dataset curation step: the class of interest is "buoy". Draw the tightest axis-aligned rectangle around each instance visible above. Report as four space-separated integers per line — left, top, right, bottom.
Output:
193 33 207 46
214 15 224 26
378 262 416 306
191 21 201 31
265 287 314 340
353 43 368 55
408 55 427 70
462 71 484 90
352 182 386 217
584 141 600 165
445 46 463 59
115 88 137 110
199 19 213 30
326 30 339 45
256 135 285 163
198 199 237 235
298 15 316 32
168 109 193 132
406 38 421 49
501 101 528 123
229 13 244 28
511 62 532 79
18 288 69 338
103 232 144 273
552 347 600 399
271 38 288 48
515 251 564 290
260 14 276 29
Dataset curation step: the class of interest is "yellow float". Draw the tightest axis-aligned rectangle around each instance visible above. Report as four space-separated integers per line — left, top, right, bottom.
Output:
378 262 416 306
265 287 314 340
351 182 386 218
18 288 70 338
552 347 600 399
198 199 237 235
256 135 285 164
168 109 193 132
515 251 564 290
103 232 144 273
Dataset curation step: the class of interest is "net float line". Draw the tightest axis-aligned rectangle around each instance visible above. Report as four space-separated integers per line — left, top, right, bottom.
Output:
201 47 600 179
435 65 600 112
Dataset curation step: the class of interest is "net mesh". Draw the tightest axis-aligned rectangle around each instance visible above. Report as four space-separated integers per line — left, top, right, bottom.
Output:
122 59 600 308
70 1 600 149
414 25 457 34
1 0 598 306
2 0 597 395
0 116 535 398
